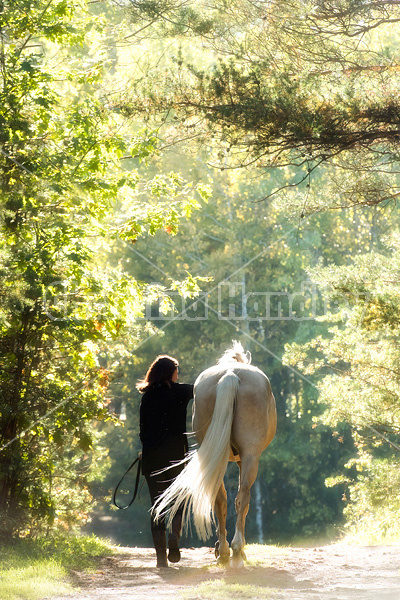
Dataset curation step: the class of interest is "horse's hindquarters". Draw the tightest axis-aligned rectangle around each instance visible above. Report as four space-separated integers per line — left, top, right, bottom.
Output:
231 381 276 458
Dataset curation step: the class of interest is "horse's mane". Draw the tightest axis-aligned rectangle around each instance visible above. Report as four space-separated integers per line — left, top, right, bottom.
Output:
217 340 251 365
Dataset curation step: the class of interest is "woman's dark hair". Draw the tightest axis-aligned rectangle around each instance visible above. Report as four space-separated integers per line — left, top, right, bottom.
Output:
136 355 179 392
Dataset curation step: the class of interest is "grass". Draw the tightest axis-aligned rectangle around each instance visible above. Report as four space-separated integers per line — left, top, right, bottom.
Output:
243 543 288 567
181 580 276 600
0 534 115 600
181 544 286 600
342 521 400 546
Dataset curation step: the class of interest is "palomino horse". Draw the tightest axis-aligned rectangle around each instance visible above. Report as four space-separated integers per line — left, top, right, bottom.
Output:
153 341 277 565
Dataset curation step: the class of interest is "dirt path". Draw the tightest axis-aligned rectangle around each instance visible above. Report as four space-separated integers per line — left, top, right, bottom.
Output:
54 543 400 600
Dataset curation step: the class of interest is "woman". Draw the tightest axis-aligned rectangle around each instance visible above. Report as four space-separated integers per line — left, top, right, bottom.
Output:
138 354 193 568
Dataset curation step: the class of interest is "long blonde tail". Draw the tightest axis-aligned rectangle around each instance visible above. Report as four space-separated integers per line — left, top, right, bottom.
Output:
152 370 239 540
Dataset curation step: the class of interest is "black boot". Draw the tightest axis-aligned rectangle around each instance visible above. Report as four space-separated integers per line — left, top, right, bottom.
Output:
152 530 168 568
168 512 182 563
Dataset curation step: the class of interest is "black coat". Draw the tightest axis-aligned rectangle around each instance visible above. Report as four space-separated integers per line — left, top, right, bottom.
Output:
139 382 194 475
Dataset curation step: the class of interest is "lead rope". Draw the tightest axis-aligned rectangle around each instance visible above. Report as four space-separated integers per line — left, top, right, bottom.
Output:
113 454 142 510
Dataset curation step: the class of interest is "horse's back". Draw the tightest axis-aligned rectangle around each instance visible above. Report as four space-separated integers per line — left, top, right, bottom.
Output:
193 363 276 455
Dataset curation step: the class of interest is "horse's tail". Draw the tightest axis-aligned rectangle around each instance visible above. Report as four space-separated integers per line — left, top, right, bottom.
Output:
152 370 239 540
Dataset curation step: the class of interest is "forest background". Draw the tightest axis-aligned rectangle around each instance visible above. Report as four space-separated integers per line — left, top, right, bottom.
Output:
1 0 400 551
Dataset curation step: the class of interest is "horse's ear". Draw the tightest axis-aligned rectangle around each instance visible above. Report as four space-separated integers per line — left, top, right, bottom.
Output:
246 351 252 364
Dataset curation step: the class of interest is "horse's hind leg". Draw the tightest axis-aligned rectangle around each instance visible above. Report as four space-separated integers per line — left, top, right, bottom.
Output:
231 455 259 565
214 482 230 564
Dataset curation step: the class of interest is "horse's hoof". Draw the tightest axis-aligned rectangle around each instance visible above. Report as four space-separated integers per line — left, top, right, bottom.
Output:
231 548 246 569
216 551 230 566
215 542 230 564
231 554 244 569
231 557 244 569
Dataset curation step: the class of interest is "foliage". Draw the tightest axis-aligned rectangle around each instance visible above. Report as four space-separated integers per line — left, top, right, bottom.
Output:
0 534 114 600
284 232 400 541
0 0 204 538
120 0 400 206
339 455 400 543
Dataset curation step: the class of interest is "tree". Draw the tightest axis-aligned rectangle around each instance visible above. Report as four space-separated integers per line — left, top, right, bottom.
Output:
0 0 204 537
284 230 400 541
120 0 400 206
